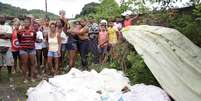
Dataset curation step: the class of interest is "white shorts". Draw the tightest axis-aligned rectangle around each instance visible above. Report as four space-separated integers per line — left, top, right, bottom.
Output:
0 49 14 66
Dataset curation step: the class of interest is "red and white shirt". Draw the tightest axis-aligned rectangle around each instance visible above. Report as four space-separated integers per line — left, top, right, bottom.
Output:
17 28 36 50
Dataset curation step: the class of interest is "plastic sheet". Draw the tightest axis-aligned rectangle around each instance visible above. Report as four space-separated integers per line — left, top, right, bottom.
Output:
27 68 170 101
122 25 201 101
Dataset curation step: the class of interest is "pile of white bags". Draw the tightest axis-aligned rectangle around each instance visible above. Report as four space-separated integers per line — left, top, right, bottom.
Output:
27 68 170 101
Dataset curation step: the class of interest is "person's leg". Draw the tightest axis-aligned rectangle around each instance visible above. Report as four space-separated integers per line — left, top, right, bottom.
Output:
67 41 78 71
29 49 37 81
0 53 3 79
20 50 29 82
68 50 77 68
4 50 14 81
60 44 66 69
42 48 48 66
0 66 1 79
36 49 42 74
16 51 22 73
47 51 54 75
103 46 109 63
79 40 90 70
89 38 99 64
7 66 12 80
12 51 18 73
54 56 59 75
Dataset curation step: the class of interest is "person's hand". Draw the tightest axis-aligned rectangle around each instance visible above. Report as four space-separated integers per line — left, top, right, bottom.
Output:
67 29 72 33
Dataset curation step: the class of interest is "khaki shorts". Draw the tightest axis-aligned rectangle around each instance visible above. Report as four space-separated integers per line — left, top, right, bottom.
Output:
0 48 14 66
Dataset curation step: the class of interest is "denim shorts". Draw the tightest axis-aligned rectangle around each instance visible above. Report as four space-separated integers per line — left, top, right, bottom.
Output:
98 46 108 54
48 51 60 57
20 49 36 56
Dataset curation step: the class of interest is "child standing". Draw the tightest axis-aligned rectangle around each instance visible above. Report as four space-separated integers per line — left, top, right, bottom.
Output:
98 24 108 63
108 21 118 47
107 21 118 59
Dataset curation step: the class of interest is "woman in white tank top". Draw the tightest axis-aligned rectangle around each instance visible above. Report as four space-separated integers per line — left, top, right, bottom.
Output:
48 32 59 52
47 23 61 75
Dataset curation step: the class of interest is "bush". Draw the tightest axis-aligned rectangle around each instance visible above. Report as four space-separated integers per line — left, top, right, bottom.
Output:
138 9 201 47
126 52 159 86
169 14 201 47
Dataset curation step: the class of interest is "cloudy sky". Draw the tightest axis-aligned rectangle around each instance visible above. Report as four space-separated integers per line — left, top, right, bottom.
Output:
0 0 122 18
0 0 189 18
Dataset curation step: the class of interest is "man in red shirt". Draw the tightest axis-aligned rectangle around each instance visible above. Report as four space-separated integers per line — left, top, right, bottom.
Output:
17 17 37 83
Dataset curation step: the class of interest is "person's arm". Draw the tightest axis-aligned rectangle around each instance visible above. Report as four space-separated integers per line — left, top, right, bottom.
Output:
69 27 88 36
63 21 70 35
130 14 139 21
47 34 49 50
0 34 11 39
57 33 61 55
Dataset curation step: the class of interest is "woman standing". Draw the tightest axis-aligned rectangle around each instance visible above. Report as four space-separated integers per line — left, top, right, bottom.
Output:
66 21 80 70
17 17 37 83
47 22 61 75
56 19 68 69
41 17 50 70
34 22 44 74
98 24 108 63
11 20 21 74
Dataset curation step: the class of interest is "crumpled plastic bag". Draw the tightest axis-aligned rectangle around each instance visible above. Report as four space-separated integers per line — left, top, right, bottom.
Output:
122 84 171 101
27 68 170 101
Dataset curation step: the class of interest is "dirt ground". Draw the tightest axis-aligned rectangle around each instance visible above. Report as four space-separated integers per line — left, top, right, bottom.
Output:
0 68 39 101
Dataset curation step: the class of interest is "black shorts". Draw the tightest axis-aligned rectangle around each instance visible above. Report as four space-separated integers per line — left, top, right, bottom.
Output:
67 36 78 51
67 42 78 50
12 51 20 60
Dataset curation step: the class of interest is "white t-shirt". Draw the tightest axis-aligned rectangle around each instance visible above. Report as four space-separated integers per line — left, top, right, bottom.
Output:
0 24 12 47
42 27 50 48
114 22 123 30
60 31 68 44
35 31 44 49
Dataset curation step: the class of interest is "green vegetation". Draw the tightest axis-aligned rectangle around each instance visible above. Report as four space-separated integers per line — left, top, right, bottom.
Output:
76 0 122 20
76 2 100 18
0 0 201 93
75 0 201 86
0 2 58 20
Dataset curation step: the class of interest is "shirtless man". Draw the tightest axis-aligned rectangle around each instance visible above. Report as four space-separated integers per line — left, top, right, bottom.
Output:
68 19 90 70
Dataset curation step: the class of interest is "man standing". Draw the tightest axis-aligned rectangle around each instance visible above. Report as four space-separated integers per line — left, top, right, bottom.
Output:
88 17 99 64
0 16 14 81
68 19 90 70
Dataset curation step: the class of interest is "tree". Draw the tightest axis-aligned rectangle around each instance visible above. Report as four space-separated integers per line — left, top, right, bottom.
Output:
120 0 201 11
79 2 100 17
0 2 58 20
95 0 122 19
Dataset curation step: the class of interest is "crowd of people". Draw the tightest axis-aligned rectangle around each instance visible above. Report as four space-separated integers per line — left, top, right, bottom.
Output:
0 10 138 83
